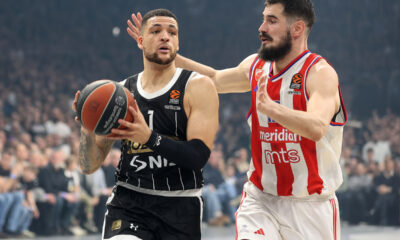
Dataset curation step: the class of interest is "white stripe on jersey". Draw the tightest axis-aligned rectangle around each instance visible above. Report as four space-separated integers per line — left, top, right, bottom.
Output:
116 181 202 197
193 170 197 189
166 177 171 191
178 168 185 190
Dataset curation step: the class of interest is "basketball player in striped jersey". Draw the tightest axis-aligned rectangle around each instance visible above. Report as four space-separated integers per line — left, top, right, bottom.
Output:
74 9 219 240
128 0 346 239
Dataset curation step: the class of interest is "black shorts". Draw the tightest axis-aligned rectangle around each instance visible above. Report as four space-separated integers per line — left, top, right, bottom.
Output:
102 186 203 240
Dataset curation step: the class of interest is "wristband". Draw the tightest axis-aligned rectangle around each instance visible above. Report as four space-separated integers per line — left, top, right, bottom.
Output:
145 131 162 148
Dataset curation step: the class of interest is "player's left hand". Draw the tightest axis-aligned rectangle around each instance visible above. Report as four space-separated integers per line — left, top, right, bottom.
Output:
127 12 142 43
256 75 274 114
108 100 152 144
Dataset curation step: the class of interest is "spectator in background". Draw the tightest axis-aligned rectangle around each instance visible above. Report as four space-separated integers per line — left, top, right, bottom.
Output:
202 149 236 226
340 162 372 224
81 165 110 232
102 148 120 188
363 148 375 164
33 148 78 236
229 148 249 195
0 149 34 237
371 157 400 225
44 107 71 139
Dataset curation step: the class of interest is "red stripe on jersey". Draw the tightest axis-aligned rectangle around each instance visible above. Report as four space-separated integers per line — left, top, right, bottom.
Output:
300 139 323 194
249 59 265 191
273 141 295 195
330 199 338 240
249 107 264 191
247 57 263 120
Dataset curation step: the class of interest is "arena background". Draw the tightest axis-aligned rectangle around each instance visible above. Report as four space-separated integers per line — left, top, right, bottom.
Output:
0 0 399 239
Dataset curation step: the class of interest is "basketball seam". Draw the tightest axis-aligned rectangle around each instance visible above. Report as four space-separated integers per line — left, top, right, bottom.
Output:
93 83 118 135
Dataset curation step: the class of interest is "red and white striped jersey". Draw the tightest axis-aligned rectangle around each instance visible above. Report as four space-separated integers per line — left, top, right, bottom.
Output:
247 50 347 198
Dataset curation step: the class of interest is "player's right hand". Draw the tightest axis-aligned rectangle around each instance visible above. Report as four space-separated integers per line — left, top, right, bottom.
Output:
72 91 81 123
127 12 142 43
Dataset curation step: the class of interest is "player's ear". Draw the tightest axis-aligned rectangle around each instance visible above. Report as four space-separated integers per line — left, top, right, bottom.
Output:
292 20 305 39
137 36 144 50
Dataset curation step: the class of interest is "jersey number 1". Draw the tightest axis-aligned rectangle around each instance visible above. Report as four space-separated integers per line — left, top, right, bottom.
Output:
148 110 154 130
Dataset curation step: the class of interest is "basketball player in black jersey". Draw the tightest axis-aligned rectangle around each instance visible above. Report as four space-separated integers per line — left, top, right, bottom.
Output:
72 9 219 240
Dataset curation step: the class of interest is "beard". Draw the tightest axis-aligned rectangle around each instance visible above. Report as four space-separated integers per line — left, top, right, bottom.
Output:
144 51 177 65
258 30 292 62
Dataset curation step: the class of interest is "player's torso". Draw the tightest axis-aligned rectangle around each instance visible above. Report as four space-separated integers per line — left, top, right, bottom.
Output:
116 68 203 194
247 50 347 198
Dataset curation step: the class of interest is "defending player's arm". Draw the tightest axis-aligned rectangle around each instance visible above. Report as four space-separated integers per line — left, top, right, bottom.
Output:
72 91 114 174
175 54 254 93
127 13 252 94
110 76 219 170
256 60 340 141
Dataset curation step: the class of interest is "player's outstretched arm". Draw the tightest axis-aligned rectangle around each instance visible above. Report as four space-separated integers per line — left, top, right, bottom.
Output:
127 12 252 94
72 91 114 174
256 60 341 141
175 54 254 94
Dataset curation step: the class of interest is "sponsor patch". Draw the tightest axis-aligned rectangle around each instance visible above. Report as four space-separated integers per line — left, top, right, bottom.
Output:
111 220 122 231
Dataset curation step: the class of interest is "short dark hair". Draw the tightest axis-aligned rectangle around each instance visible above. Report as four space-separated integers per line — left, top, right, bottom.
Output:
141 9 178 33
265 0 315 30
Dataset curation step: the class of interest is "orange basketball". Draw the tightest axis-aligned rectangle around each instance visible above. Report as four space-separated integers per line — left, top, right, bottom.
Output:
76 80 134 136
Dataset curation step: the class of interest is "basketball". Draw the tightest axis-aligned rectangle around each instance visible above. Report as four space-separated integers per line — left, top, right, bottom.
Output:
76 80 135 136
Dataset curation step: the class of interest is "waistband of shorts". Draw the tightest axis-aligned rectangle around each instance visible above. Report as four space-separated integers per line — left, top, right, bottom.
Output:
116 181 202 197
244 181 336 202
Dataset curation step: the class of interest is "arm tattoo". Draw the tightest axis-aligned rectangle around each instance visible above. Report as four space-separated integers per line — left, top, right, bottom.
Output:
79 130 114 174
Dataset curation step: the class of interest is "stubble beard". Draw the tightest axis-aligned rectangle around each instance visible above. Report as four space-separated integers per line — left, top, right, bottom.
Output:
144 51 177 65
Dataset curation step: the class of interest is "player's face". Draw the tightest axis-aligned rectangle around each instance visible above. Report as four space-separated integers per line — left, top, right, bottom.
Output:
257 4 292 61
139 16 179 65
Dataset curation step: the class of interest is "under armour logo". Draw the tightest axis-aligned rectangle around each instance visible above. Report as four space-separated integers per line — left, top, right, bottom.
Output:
130 223 139 231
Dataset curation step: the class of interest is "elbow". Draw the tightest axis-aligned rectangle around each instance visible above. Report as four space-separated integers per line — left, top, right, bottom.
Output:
309 125 328 142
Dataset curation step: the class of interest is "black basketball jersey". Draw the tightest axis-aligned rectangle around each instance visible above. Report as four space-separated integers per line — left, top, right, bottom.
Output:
116 68 204 194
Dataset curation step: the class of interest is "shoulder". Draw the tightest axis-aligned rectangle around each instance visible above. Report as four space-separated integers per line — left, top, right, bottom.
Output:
119 73 140 86
239 53 259 70
308 58 338 80
186 72 216 93
307 58 339 91
185 72 218 107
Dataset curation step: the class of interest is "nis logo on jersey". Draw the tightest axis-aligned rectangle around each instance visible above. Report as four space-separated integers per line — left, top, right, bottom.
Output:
130 155 176 172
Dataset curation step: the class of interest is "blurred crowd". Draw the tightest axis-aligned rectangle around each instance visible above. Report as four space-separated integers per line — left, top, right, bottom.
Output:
1 0 400 238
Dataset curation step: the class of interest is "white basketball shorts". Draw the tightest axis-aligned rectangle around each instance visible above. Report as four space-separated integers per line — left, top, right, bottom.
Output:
235 182 340 240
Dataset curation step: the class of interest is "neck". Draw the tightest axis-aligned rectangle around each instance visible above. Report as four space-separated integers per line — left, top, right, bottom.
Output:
273 41 307 74
142 59 176 92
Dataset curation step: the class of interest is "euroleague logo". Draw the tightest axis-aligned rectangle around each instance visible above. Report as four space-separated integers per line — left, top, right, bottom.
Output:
168 90 181 105
289 73 303 89
169 90 181 99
